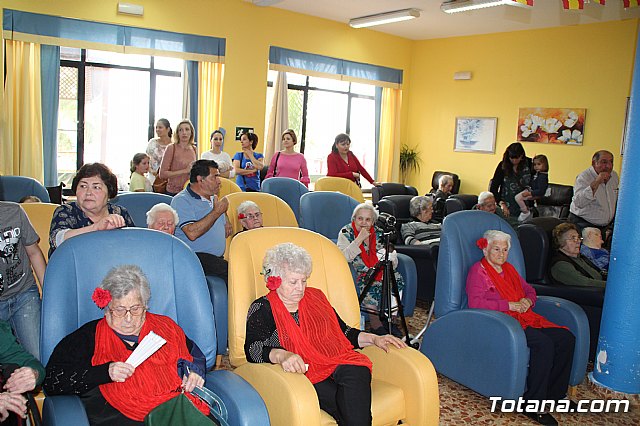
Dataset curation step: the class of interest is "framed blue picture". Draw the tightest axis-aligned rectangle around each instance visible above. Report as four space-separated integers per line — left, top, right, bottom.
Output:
454 117 497 154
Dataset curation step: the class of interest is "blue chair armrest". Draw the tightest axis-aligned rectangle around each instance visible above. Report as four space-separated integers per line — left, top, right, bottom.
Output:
533 296 589 387
396 253 417 316
205 370 270 426
43 395 89 426
206 275 228 356
422 309 528 399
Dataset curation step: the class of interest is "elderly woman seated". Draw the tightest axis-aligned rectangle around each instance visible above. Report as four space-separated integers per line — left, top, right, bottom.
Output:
337 203 405 336
432 174 454 222
236 201 263 233
146 203 178 235
49 163 135 256
0 320 44 423
466 230 575 426
245 243 406 425
550 223 606 288
43 265 208 425
401 196 441 247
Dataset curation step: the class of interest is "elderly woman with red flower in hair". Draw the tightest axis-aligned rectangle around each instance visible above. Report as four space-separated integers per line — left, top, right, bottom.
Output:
245 243 406 425
43 265 208 426
466 230 576 426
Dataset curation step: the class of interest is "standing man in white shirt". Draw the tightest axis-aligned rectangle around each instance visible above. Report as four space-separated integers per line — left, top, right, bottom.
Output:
569 150 618 238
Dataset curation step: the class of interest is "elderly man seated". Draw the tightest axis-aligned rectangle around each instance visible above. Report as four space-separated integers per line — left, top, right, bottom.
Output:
474 191 518 227
432 175 454 222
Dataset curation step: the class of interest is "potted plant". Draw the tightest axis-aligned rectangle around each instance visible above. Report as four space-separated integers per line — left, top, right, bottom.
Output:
399 144 421 184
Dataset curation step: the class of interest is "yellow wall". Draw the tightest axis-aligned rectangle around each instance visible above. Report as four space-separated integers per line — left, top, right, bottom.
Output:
406 20 638 195
0 0 413 158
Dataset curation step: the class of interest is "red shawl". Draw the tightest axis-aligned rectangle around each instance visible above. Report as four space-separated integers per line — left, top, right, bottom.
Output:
352 221 382 281
92 313 209 421
481 258 565 330
267 287 372 384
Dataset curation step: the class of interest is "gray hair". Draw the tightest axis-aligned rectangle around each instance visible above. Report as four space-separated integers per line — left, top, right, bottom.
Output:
237 200 261 216
439 174 453 188
582 227 600 240
483 229 511 250
351 203 378 222
592 150 613 163
409 195 433 218
263 243 312 279
146 203 179 227
478 191 495 205
99 265 151 306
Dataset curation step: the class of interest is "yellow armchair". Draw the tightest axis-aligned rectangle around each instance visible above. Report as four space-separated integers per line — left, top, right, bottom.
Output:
314 177 365 203
218 177 242 198
228 227 439 426
224 192 298 259
20 202 58 261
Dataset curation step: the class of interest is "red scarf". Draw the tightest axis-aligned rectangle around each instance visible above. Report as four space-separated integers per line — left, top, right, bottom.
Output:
352 221 382 281
92 313 209 421
267 287 372 384
481 258 565 330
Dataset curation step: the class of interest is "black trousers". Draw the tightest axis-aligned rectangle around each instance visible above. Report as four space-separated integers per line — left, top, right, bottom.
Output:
523 327 575 402
313 365 372 426
196 252 228 285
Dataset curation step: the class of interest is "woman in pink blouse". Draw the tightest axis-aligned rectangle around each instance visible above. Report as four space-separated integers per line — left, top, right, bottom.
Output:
158 119 197 195
264 129 310 187
326 133 377 187
466 230 575 426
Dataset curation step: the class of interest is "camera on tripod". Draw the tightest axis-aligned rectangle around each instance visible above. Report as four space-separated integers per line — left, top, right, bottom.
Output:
376 212 397 233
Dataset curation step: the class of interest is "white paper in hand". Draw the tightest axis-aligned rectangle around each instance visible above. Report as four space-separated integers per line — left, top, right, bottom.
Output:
125 331 167 368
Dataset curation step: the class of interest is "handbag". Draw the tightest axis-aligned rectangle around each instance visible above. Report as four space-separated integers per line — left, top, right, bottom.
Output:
152 145 175 193
144 387 230 426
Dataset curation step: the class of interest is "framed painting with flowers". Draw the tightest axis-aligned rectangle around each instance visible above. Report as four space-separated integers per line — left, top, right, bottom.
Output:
517 107 585 145
454 117 497 153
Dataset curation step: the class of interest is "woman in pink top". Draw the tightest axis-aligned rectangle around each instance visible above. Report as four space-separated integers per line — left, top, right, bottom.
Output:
158 119 197 195
326 133 377 187
264 129 310 187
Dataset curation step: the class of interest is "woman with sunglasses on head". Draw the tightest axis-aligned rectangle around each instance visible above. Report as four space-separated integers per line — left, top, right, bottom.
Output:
489 142 534 218
327 133 378 187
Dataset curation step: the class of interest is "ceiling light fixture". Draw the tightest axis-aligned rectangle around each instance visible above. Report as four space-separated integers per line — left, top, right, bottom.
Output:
349 8 421 29
441 0 530 14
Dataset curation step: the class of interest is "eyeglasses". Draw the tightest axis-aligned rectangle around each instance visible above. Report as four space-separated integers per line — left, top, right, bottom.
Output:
109 305 146 318
565 236 583 243
243 212 262 220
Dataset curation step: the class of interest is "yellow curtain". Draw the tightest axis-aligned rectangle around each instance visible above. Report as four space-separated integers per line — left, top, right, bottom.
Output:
197 62 225 157
1 40 44 180
377 87 402 183
265 71 289 162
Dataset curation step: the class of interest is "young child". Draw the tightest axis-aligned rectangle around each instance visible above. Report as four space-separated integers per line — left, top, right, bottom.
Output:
515 154 549 222
580 227 610 273
129 153 152 192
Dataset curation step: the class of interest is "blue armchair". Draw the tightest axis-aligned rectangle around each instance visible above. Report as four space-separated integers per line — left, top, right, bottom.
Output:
0 175 50 203
421 210 589 400
299 191 417 316
261 177 309 224
111 192 173 227
40 228 268 426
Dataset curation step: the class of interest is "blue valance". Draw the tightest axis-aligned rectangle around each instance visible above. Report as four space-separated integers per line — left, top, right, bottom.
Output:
3 9 225 62
269 46 402 89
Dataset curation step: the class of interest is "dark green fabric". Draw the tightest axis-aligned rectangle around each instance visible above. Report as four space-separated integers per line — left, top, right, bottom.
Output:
0 320 44 384
144 394 215 426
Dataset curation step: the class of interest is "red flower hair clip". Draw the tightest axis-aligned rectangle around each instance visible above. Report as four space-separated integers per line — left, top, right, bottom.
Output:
476 238 488 250
92 288 112 309
238 213 246 220
266 276 282 291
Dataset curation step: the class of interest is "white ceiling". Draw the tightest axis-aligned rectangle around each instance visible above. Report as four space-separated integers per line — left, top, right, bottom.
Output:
260 0 640 40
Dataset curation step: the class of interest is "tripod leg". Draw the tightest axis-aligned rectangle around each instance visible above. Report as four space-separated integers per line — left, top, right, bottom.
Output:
388 268 411 342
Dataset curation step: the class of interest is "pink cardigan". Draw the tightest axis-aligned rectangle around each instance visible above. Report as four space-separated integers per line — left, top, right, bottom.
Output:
465 261 537 312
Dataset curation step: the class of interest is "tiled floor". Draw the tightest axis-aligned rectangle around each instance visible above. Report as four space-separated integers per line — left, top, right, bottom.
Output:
220 300 639 425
